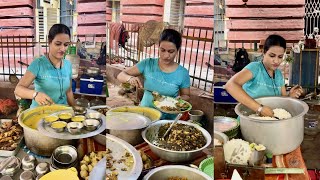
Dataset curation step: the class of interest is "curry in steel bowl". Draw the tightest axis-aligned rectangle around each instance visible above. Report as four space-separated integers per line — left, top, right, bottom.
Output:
154 123 206 151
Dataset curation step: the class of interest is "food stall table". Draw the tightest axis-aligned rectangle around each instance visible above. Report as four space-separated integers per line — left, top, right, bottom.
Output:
214 147 310 180
136 142 213 179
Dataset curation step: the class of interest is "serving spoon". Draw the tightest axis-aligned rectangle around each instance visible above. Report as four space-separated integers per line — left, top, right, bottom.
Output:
161 113 183 139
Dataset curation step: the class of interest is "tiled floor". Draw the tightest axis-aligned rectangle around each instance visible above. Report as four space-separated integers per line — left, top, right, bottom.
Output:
301 134 320 169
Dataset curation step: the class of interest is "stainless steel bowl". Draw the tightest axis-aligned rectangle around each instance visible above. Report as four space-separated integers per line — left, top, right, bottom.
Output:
86 112 101 119
58 113 73 122
141 120 212 162
214 131 228 147
143 165 212 180
1 157 21 177
83 119 100 131
73 106 87 115
50 121 67 133
43 115 59 125
67 122 84 134
71 115 86 122
52 145 77 165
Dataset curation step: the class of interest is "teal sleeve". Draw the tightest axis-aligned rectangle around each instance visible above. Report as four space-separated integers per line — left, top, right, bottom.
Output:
278 71 285 87
244 62 259 79
136 58 149 74
27 58 40 77
181 68 190 89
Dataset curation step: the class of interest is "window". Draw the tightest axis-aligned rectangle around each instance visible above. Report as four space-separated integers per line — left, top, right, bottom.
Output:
169 0 185 28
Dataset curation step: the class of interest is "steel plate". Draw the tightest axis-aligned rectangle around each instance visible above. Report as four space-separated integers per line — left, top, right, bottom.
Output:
106 134 143 180
89 157 106 180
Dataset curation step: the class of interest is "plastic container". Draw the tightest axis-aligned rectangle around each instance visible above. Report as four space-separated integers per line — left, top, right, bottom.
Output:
80 74 104 95
65 46 80 79
199 157 213 178
214 82 237 103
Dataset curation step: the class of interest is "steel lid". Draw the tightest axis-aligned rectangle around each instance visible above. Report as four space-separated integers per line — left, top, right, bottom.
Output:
106 112 151 130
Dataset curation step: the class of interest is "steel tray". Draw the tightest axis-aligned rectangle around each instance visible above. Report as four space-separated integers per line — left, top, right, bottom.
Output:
37 109 106 140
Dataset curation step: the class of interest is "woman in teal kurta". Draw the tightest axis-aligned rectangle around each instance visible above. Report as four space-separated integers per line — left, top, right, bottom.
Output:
15 24 75 108
117 29 191 119
225 35 303 117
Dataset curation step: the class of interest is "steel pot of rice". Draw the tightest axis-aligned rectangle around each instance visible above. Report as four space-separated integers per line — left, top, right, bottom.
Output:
235 96 308 155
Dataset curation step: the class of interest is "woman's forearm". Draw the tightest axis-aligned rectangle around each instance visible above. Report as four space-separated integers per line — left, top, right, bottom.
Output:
180 95 190 101
66 88 75 106
117 71 133 83
14 85 36 100
225 81 261 112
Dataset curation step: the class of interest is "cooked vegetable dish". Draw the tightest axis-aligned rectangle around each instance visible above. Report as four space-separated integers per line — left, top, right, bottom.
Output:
106 148 134 180
155 123 206 151
168 177 188 180
0 118 23 151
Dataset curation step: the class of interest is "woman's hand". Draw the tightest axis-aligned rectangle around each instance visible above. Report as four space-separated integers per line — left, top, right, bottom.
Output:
289 85 303 98
260 106 274 117
34 92 54 106
128 76 143 89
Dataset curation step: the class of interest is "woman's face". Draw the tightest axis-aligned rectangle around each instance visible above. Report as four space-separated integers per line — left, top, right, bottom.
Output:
159 41 178 65
263 46 285 71
49 33 70 60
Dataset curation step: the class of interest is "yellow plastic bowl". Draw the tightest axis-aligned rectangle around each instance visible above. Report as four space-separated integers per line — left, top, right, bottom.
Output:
40 167 79 180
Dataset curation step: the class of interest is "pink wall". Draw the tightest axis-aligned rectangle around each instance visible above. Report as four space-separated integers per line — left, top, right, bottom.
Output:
0 0 34 37
77 0 106 42
225 0 305 43
184 0 214 29
120 0 164 23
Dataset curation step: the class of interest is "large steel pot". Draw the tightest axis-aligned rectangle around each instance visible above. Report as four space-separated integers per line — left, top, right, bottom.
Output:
106 112 152 146
235 96 308 155
18 105 75 156
106 106 161 146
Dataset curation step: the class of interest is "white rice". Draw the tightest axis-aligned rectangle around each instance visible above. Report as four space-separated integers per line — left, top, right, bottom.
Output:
248 108 292 120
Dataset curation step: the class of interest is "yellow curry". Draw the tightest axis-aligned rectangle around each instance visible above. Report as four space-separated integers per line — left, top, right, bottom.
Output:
20 105 71 130
51 122 66 129
71 116 85 122
59 113 72 120
44 116 59 123
24 113 50 129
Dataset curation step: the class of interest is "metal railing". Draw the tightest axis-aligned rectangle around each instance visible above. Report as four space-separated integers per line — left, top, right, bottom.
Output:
107 22 214 92
0 35 106 82
0 36 40 82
